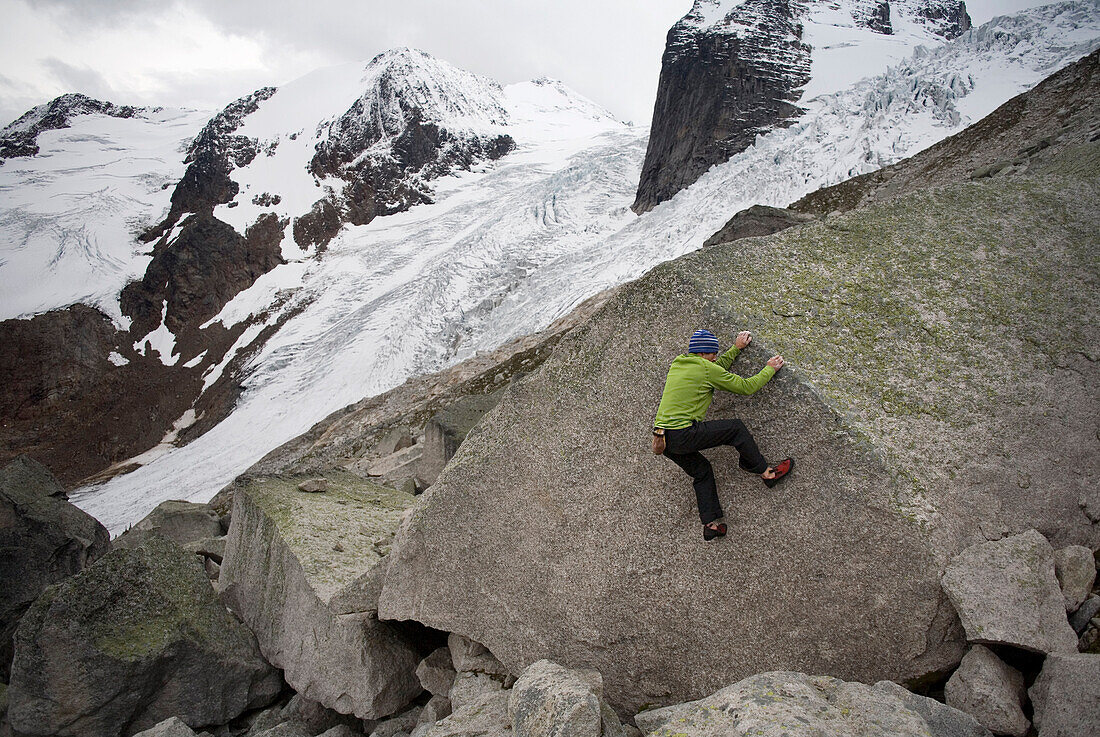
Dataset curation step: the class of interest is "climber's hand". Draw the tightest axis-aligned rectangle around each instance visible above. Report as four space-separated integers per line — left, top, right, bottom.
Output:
767 355 785 371
735 331 752 349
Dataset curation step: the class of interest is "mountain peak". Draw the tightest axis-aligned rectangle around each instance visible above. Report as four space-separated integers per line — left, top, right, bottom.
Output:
1 93 148 159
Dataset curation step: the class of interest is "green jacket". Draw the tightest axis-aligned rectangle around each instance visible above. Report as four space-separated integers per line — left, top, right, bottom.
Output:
653 345 776 430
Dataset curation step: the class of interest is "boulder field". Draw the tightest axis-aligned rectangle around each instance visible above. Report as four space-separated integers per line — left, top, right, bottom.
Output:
377 141 1100 712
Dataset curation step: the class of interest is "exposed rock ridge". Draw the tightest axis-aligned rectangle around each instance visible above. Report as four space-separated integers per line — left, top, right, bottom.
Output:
0 93 146 160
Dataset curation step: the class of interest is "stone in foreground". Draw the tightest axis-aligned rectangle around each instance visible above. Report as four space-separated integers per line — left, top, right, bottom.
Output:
132 717 199 737
7 537 280 737
944 645 1028 737
941 530 1078 654
220 472 421 720
1028 653 1100 737
417 691 511 737
509 660 601 737
0 455 109 678
634 672 991 737
1053 544 1096 612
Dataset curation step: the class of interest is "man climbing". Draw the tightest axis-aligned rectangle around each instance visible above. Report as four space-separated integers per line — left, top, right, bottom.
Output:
652 328 794 540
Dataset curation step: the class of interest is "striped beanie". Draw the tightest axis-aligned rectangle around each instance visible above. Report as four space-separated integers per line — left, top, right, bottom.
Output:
688 329 720 354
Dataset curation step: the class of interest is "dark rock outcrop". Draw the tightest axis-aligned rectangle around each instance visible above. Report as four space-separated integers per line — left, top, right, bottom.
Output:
0 93 142 161
632 0 811 214
0 456 109 680
701 204 816 247
0 305 204 486
121 211 285 340
633 0 972 213
7 537 281 737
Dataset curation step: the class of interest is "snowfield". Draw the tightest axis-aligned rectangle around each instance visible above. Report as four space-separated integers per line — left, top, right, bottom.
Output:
5 3 1095 533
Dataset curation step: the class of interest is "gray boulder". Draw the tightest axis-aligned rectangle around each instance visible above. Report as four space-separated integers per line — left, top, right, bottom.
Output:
634 672 990 737
417 647 457 697
219 472 421 720
508 660 601 737
420 391 504 485
417 692 510 737
1070 595 1100 634
7 537 281 737
113 500 222 549
1053 544 1096 612
1028 653 1100 736
133 718 199 737
280 693 364 735
415 696 452 730
944 645 1028 737
449 672 504 712
449 634 511 678
371 706 422 737
185 536 227 564
941 530 1078 654
0 455 109 679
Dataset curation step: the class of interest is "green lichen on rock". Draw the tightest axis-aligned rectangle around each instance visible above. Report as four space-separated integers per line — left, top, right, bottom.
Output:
236 471 414 602
654 162 1100 525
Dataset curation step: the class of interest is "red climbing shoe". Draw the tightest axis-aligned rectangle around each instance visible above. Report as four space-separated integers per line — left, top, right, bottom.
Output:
763 457 795 488
703 522 727 540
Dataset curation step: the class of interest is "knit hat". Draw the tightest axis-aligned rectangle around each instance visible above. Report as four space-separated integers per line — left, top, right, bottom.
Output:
688 329 719 354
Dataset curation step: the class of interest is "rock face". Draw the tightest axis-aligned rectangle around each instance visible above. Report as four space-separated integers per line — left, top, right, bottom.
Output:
1028 653 1100 737
941 530 1079 654
0 456 109 679
7 537 281 737
219 472 422 719
634 672 990 737
944 646 1028 737
632 0 971 213
379 128 1100 712
632 0 811 214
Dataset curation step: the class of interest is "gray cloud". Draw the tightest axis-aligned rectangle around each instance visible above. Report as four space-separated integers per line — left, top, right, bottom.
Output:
40 57 117 101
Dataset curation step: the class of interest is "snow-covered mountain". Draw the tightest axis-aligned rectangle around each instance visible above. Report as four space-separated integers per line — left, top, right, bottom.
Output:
2 3 1098 534
633 0 973 212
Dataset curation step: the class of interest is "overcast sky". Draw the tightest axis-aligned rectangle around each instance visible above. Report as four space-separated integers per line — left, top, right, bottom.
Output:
0 0 1056 128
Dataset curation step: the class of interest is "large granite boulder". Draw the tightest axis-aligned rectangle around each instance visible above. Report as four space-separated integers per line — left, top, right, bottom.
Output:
941 530 1079 654
219 472 421 720
0 456 109 679
634 672 990 737
113 500 223 550
944 646 1028 737
7 537 280 737
1028 653 1100 736
379 152 1100 712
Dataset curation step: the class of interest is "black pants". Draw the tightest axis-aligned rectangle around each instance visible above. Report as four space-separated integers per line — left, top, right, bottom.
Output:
663 419 768 525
